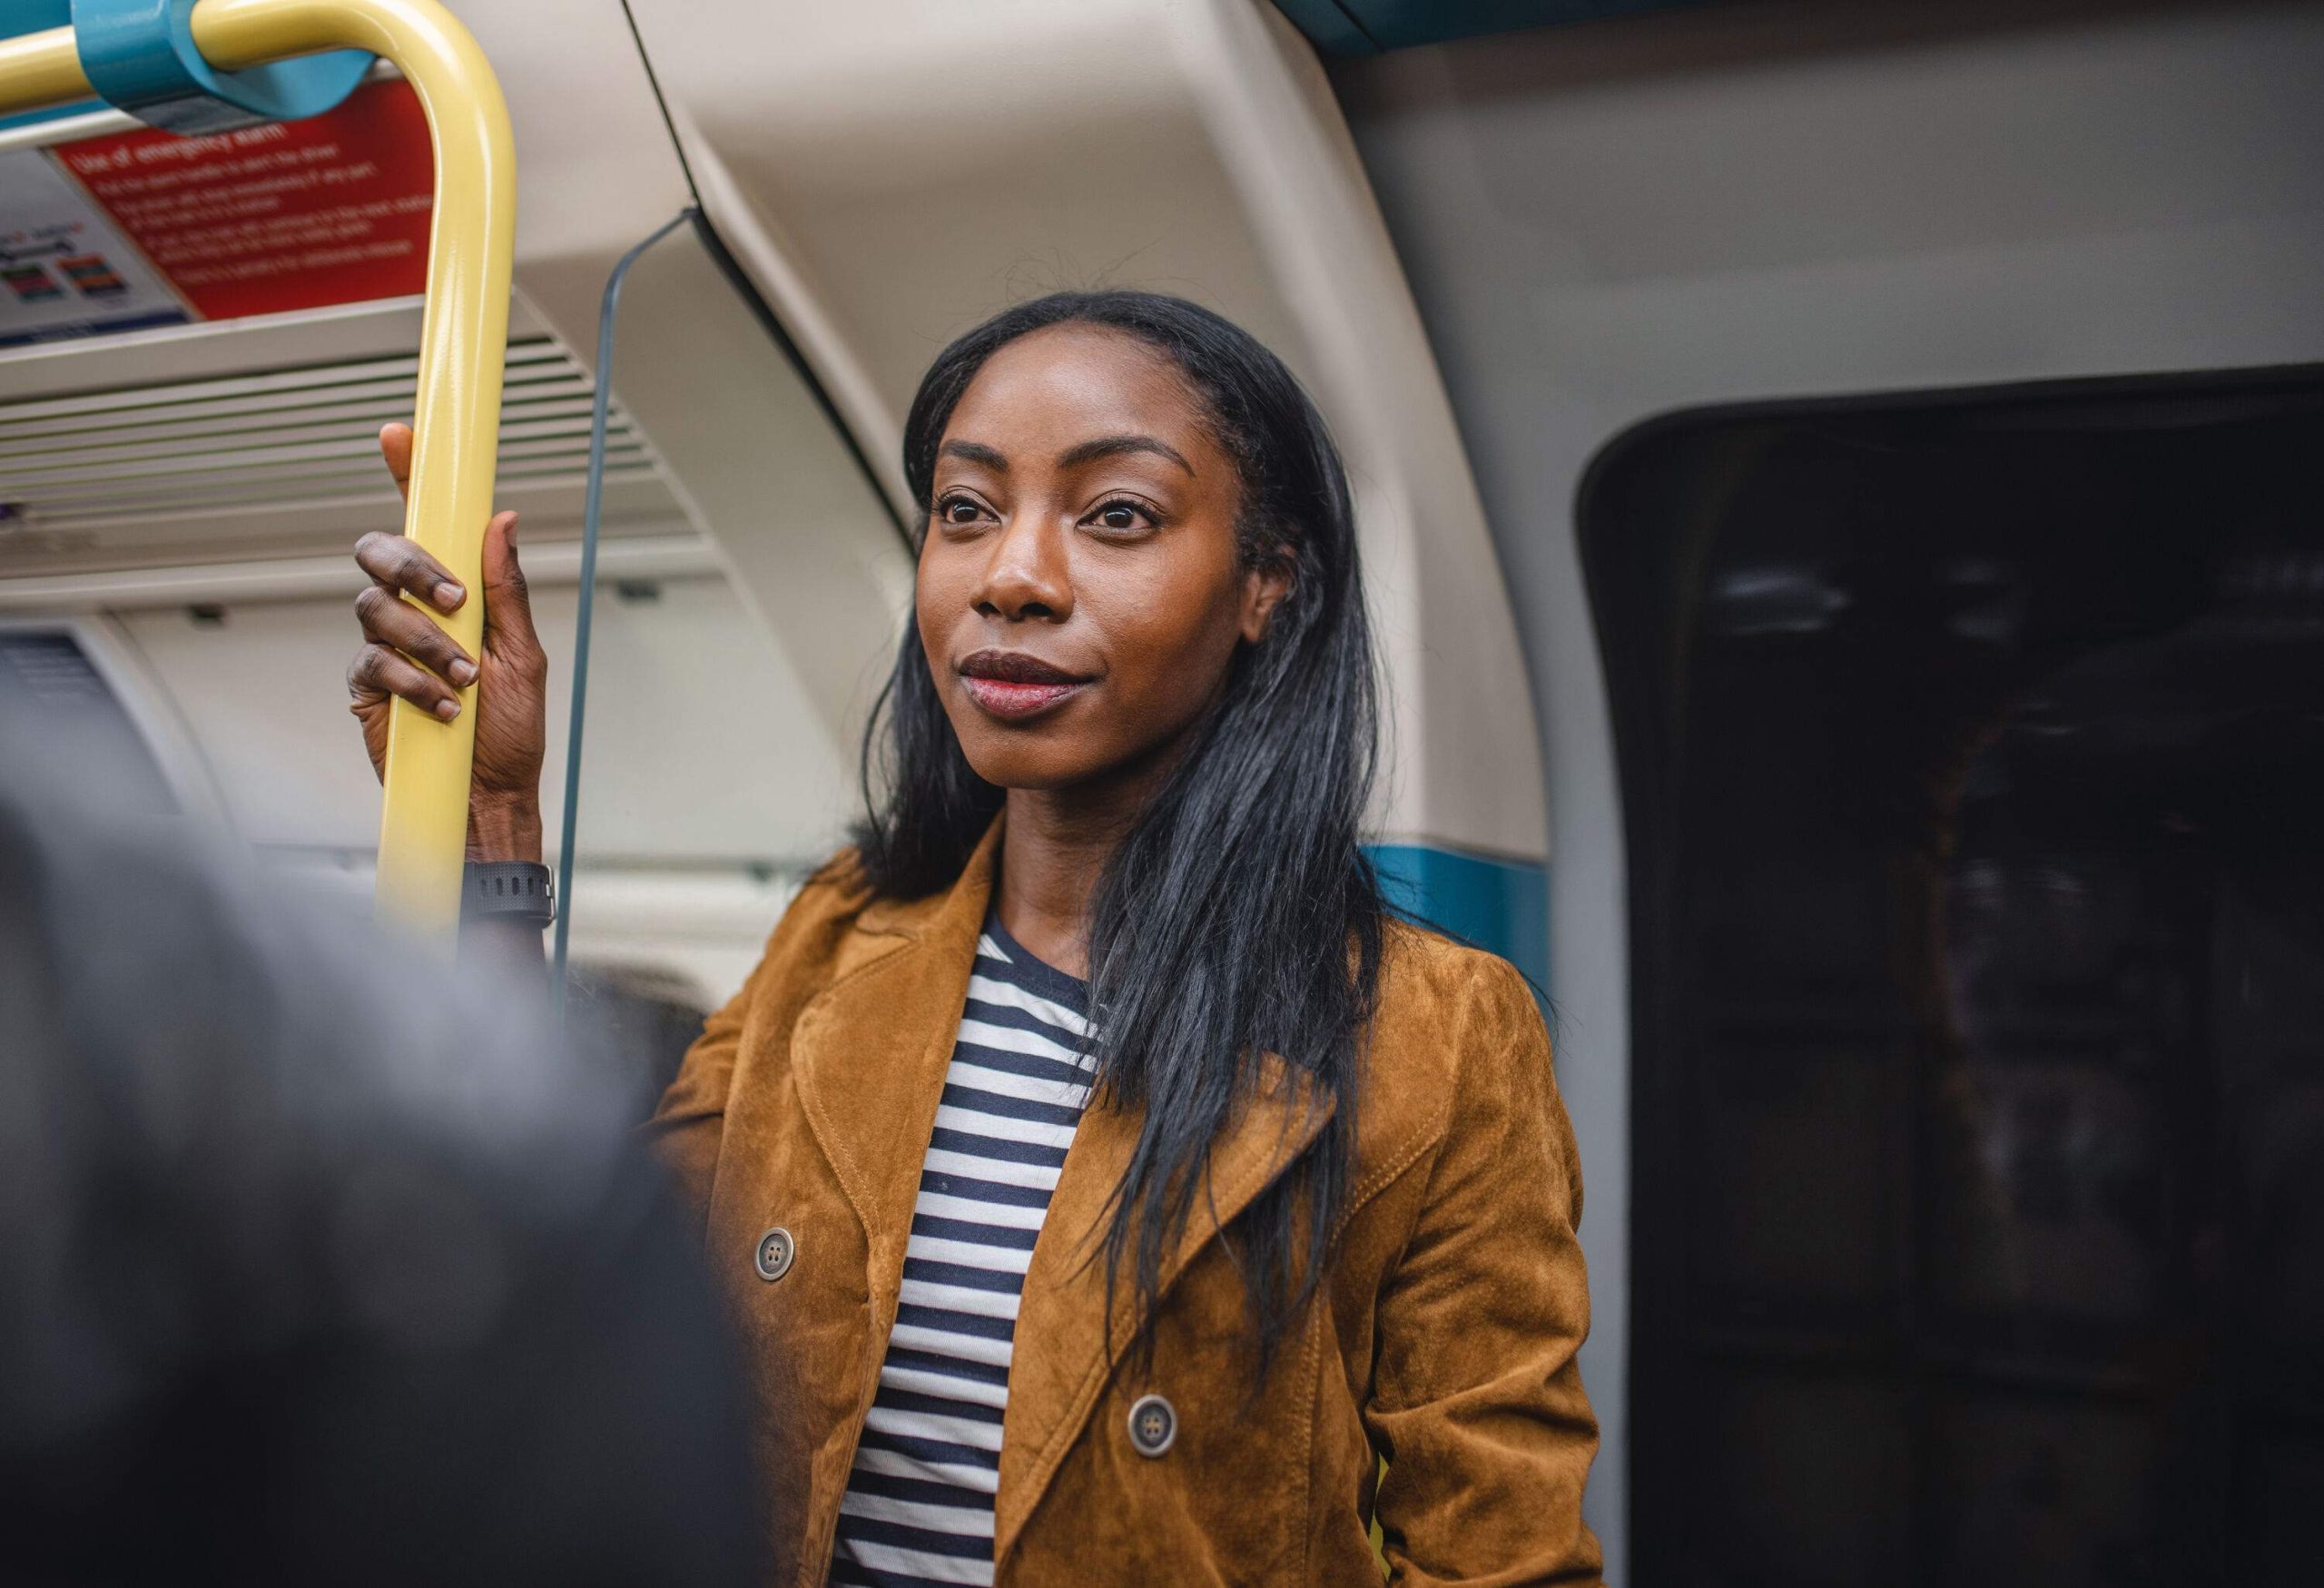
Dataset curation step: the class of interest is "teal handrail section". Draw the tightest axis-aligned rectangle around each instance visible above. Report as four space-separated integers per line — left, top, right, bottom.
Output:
73 0 369 132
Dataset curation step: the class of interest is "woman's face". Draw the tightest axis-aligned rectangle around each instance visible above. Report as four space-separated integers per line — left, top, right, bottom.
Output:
917 323 1287 794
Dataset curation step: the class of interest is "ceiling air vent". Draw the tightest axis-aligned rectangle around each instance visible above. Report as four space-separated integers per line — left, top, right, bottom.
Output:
0 337 678 575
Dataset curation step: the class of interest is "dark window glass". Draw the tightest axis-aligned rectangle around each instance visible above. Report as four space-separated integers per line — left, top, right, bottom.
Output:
1584 368 2324 1586
0 630 175 816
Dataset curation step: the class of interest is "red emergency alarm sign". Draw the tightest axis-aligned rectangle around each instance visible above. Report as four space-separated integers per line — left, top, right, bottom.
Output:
52 77 433 322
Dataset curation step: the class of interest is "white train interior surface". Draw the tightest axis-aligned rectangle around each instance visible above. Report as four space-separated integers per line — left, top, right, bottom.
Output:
5 0 2322 1579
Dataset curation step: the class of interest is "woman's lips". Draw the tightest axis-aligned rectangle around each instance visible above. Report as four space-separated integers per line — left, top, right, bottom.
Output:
961 675 1088 721
957 650 1091 722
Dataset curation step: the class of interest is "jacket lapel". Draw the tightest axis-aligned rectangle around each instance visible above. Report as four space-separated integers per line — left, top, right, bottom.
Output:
791 822 1002 1309
995 1056 1334 1565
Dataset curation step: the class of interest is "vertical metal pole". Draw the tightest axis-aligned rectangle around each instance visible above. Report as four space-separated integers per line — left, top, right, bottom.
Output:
551 208 690 1008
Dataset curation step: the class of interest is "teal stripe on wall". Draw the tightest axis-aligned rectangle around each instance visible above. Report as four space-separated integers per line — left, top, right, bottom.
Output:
1366 843 1548 993
1272 0 1706 56
1 1 72 39
0 100 103 131
1268 0 1379 55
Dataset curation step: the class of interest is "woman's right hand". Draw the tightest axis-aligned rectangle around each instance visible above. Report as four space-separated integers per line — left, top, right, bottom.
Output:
347 422 549 863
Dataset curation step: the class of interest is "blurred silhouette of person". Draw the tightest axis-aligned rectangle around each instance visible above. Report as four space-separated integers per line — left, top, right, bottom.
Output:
0 693 762 1587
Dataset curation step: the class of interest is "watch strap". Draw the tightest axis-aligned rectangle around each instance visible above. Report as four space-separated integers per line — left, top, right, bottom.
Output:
461 860 555 928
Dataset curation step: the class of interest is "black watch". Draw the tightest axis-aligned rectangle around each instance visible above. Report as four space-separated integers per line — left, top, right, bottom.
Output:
461 861 555 930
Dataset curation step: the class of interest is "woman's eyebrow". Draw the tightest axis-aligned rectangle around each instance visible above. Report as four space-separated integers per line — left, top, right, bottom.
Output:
939 439 1009 471
1057 433 1195 476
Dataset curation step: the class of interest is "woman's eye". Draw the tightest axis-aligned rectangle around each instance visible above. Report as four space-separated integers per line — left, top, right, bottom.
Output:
937 497 985 526
1089 499 1152 533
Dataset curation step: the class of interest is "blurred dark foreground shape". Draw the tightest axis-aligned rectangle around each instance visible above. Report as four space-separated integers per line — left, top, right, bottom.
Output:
0 710 762 1587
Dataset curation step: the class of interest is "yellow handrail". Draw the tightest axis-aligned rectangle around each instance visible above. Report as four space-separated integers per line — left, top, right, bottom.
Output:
0 25 93 108
0 0 514 940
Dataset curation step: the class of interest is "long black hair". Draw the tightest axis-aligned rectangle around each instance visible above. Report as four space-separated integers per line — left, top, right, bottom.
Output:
854 290 1384 1375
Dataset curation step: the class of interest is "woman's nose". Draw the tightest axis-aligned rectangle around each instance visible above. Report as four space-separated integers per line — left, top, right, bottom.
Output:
971 516 1073 622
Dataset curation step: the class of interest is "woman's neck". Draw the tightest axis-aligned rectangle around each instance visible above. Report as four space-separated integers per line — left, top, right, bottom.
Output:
994 769 1158 981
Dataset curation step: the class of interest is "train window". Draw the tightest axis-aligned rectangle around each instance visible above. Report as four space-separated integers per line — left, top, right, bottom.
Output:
0 626 174 815
1583 367 2324 1586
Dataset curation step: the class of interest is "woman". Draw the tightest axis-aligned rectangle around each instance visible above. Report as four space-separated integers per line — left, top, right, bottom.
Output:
346 291 1600 1585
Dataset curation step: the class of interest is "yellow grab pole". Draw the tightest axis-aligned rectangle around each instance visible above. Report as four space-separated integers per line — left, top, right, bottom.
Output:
192 0 517 937
0 27 94 112
0 4 513 939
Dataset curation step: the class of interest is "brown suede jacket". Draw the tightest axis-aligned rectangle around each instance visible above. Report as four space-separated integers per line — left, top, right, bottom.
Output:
650 823 1602 1585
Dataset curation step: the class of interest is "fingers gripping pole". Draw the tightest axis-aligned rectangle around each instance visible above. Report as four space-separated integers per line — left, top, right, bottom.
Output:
184 0 516 935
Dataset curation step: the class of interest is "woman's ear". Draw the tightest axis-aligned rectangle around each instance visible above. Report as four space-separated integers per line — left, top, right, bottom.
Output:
1240 550 1294 646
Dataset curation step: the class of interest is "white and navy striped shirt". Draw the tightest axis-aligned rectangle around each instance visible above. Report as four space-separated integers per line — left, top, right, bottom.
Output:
828 916 1094 1587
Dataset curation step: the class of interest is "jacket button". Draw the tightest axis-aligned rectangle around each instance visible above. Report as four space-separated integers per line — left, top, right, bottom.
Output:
753 1226 795 1283
1127 1393 1177 1457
